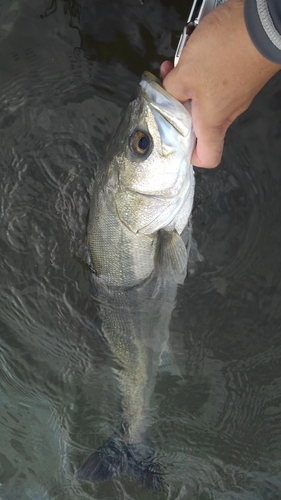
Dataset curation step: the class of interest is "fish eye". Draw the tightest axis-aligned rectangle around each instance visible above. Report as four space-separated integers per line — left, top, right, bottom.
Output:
129 130 152 157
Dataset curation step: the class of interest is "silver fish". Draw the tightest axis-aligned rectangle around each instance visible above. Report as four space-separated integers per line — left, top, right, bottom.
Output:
77 72 195 490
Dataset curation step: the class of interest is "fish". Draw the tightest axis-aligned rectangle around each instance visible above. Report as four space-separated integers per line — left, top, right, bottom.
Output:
77 72 196 491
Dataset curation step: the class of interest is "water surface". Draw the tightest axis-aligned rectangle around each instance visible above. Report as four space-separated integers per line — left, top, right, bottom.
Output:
0 1 281 499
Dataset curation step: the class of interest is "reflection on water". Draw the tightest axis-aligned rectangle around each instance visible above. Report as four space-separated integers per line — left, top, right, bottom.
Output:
0 0 281 498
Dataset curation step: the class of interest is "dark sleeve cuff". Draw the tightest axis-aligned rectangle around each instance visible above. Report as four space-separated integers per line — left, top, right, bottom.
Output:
244 0 281 64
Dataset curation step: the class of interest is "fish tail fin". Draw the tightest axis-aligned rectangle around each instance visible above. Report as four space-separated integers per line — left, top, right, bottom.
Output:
77 437 167 491
126 441 167 491
76 437 125 483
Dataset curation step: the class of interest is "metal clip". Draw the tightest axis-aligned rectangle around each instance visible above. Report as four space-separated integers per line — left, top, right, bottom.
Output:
174 0 226 66
174 23 197 68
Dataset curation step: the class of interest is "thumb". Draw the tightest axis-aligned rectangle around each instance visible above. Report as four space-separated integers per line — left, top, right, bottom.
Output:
190 100 228 168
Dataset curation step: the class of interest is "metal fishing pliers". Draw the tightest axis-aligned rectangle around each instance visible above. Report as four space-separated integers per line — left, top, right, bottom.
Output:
174 0 227 66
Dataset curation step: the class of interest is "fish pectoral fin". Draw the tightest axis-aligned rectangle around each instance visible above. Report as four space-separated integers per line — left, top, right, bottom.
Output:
74 242 93 270
181 223 204 276
187 236 204 276
155 229 188 284
159 341 182 378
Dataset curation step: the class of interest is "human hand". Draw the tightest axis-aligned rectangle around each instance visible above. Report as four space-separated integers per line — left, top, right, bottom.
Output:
161 0 281 168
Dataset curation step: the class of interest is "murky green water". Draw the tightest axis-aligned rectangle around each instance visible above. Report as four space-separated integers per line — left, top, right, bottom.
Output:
0 1 281 498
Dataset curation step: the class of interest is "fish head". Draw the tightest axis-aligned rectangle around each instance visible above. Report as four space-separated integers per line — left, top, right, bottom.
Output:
106 72 195 235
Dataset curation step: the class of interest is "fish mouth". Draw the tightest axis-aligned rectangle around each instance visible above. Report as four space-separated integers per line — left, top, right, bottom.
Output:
139 71 192 138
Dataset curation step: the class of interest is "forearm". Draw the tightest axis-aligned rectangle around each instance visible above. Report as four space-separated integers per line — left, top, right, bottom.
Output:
244 0 281 63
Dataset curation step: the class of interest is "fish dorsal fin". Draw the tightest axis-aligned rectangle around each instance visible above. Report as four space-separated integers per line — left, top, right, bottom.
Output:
155 229 188 284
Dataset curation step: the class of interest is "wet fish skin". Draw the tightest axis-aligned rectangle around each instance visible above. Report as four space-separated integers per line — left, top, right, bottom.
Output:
78 274 175 491
87 72 195 288
78 72 195 490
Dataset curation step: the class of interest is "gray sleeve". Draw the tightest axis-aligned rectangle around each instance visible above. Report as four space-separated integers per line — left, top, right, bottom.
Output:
244 0 281 63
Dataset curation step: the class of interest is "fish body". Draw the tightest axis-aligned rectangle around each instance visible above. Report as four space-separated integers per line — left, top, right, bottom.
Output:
78 72 195 490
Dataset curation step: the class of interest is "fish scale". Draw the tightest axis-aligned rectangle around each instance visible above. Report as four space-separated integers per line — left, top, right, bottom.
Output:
78 72 195 490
